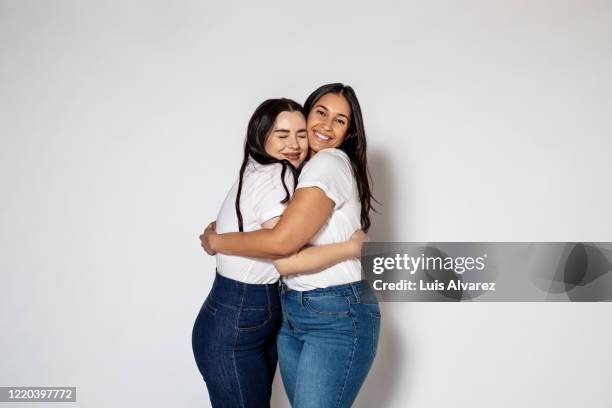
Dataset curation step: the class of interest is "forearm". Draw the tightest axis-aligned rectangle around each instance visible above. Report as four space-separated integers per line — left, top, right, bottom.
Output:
208 228 299 259
273 241 359 276
205 188 335 259
207 188 335 258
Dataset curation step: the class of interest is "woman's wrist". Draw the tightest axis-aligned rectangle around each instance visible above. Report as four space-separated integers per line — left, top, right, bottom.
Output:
349 240 362 258
206 232 219 253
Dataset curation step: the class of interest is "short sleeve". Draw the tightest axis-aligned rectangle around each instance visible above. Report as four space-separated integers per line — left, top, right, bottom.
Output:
255 164 294 224
296 149 353 209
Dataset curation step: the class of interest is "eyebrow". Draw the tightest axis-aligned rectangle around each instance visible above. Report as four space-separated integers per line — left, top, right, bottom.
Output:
314 104 350 121
273 128 307 133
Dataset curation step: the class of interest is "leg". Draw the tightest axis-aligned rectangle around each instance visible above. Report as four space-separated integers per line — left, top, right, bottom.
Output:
231 304 282 407
291 295 380 408
277 317 303 404
264 332 279 383
192 297 243 407
291 315 357 408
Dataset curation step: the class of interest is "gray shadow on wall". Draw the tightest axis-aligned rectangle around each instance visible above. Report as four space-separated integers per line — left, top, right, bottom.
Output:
367 148 406 243
354 147 410 407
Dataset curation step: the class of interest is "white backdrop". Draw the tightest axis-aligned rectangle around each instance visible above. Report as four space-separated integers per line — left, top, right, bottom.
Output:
1 1 611 407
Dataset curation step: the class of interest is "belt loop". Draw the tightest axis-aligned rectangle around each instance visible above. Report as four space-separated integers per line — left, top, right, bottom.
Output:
279 280 286 296
350 282 361 303
298 290 303 308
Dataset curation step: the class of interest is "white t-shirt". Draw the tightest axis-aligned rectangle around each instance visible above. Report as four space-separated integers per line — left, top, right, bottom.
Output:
215 158 295 284
283 148 362 291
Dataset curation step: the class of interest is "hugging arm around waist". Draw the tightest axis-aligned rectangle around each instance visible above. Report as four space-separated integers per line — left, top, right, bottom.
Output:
271 241 360 276
261 217 361 276
208 187 334 258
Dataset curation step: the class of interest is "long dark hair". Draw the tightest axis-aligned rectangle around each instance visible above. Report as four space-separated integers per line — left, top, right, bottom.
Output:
235 98 305 232
304 83 375 232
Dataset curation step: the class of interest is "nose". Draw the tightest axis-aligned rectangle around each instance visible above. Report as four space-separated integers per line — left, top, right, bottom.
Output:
321 116 333 131
287 134 300 150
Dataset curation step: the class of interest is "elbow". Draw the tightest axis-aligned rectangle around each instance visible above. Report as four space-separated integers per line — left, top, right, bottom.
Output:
269 236 301 258
269 246 296 259
259 226 305 258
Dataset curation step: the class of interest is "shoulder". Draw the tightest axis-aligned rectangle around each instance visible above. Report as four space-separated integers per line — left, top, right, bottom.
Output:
246 158 282 180
297 149 355 208
244 158 295 189
312 148 350 162
303 148 351 173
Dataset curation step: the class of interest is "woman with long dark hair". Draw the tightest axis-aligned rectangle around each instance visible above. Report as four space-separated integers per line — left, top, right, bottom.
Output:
192 97 366 408
201 84 380 407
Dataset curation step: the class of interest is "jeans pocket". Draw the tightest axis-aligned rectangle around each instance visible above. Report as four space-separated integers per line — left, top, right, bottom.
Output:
304 296 351 316
237 307 272 331
371 311 381 358
203 298 218 316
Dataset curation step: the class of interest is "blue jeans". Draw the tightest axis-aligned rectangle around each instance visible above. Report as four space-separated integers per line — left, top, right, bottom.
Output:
278 280 381 408
192 272 282 408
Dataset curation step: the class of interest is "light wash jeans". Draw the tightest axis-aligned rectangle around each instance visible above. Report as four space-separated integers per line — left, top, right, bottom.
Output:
278 280 381 408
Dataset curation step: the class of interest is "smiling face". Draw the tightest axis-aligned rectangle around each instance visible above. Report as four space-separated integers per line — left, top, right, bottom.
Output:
306 92 352 155
263 110 308 167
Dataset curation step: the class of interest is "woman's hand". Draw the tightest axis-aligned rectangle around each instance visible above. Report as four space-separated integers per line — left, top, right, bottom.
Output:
199 221 217 255
349 229 368 258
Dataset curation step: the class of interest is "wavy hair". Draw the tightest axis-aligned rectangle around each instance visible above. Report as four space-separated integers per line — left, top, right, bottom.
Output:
235 98 305 232
304 83 375 232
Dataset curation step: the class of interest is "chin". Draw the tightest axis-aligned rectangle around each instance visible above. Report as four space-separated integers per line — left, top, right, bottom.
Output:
312 143 327 152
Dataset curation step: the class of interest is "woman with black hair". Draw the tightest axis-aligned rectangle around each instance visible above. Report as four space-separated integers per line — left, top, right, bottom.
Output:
202 84 380 407
192 98 366 408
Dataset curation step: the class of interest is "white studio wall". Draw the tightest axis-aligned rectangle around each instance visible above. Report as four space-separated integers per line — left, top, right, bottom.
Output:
1 1 611 407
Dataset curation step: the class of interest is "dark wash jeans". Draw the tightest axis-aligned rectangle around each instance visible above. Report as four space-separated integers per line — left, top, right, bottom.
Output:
192 272 281 408
278 280 381 408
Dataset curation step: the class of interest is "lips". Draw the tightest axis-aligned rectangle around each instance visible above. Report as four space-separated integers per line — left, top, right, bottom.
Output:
283 152 300 161
313 131 332 143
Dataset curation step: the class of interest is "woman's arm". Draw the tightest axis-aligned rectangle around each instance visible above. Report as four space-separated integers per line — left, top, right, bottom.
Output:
260 217 367 276
202 187 334 258
273 241 358 276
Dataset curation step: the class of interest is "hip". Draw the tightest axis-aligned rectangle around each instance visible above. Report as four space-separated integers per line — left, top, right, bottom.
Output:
192 272 282 349
280 280 380 327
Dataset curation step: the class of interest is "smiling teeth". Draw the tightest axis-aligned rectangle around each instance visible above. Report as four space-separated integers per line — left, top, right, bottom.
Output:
315 132 331 141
